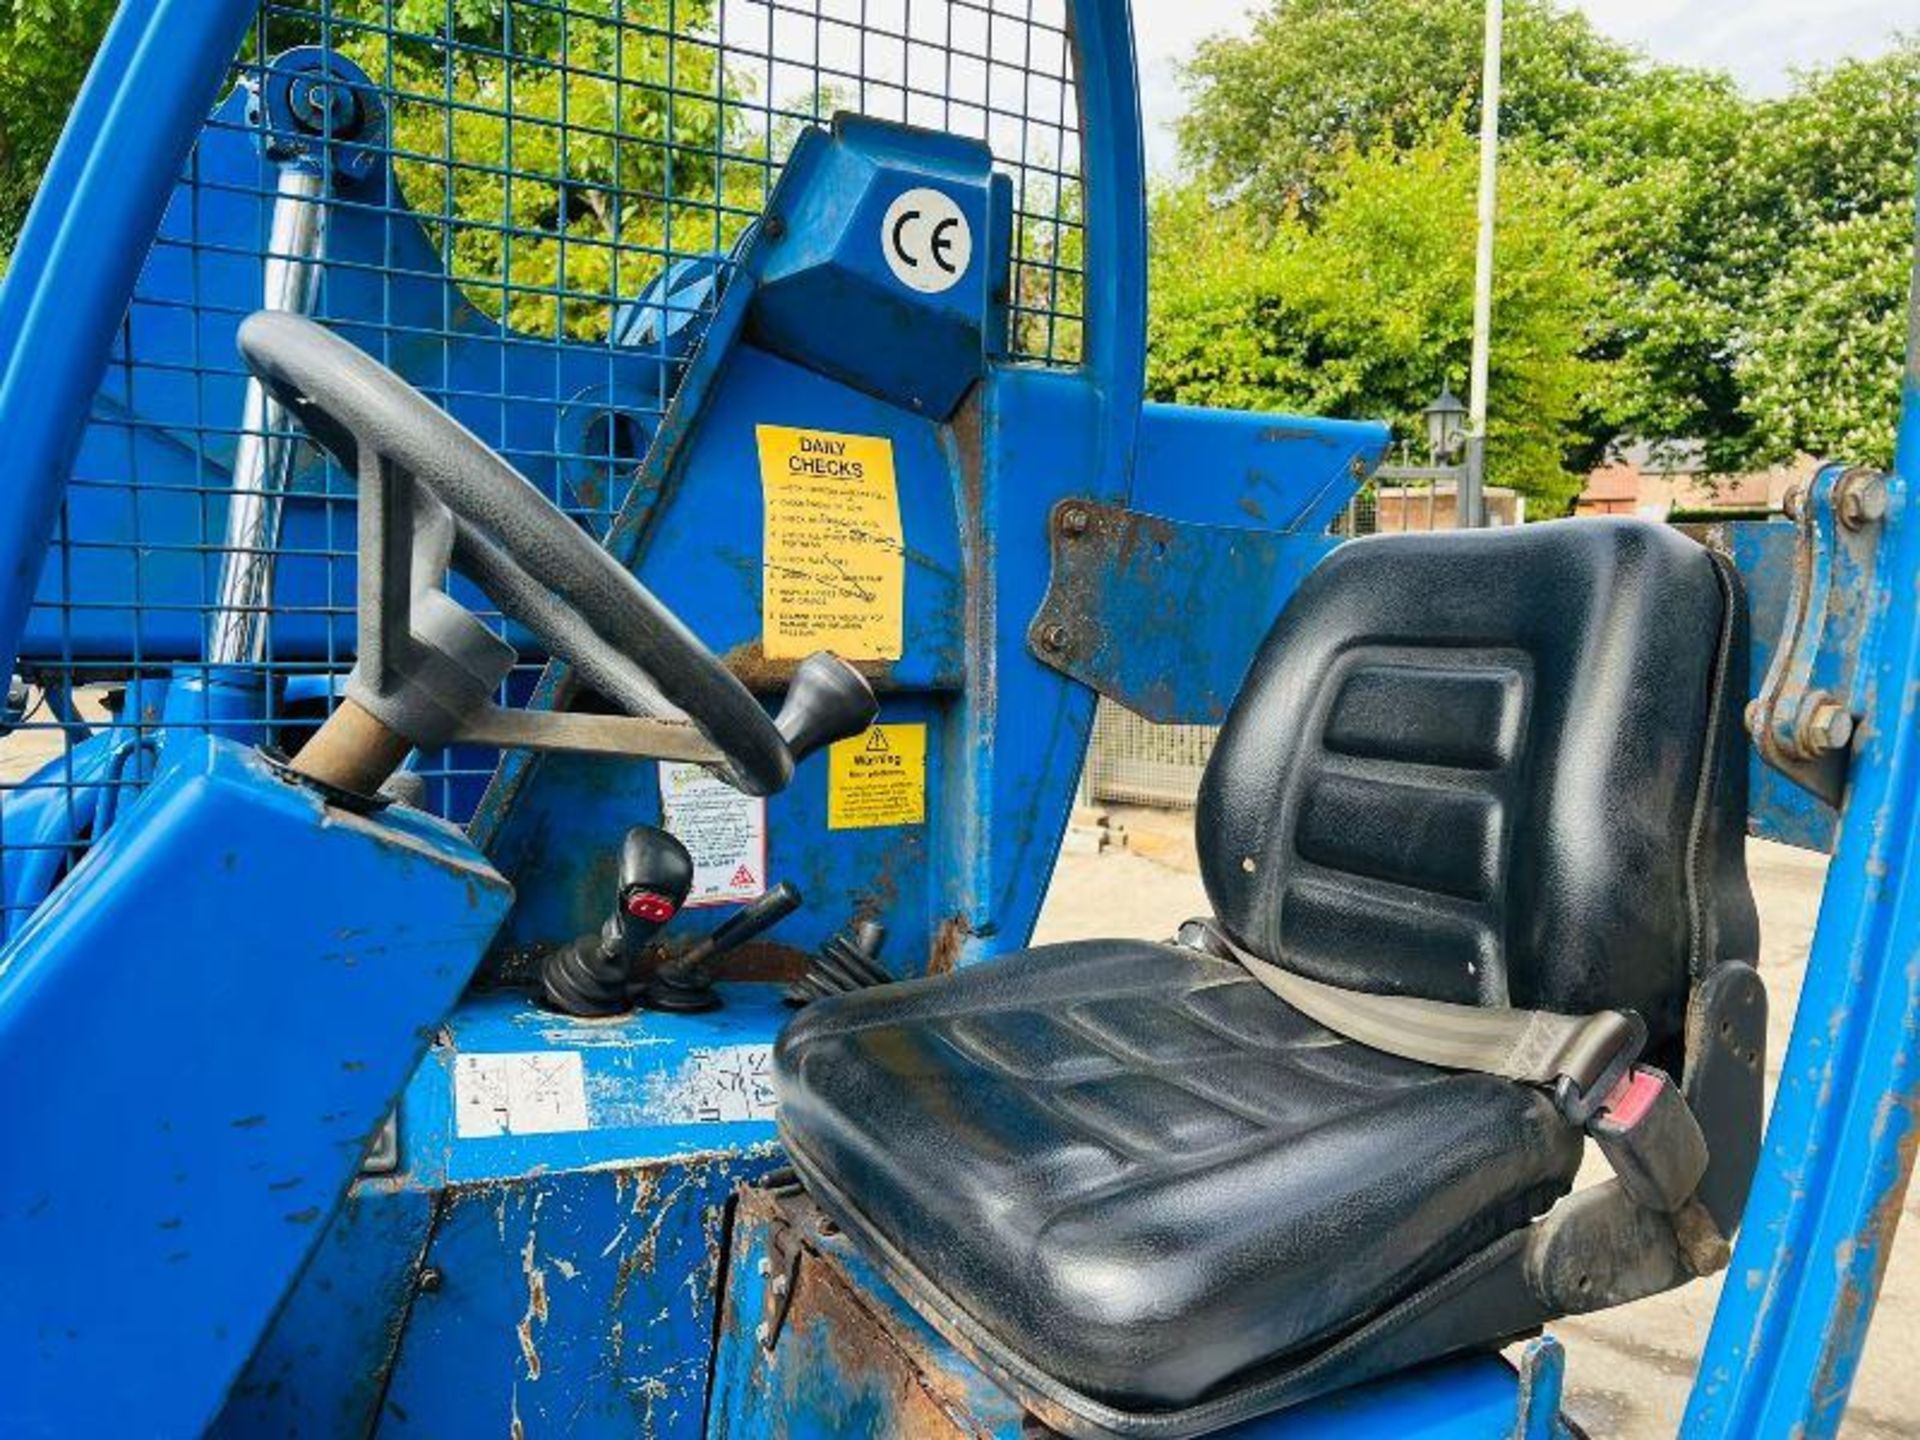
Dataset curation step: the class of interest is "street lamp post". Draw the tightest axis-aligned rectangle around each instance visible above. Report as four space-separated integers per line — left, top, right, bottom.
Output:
1464 0 1505 529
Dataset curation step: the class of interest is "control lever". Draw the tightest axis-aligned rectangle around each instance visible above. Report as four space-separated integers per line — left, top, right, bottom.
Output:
540 826 694 1017
640 883 803 1014
788 919 891 1005
772 653 880 769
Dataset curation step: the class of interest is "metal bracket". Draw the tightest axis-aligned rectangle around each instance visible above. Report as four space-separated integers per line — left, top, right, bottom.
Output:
246 48 387 184
1027 499 1336 725
1746 465 1895 807
359 1111 399 1176
756 1214 806 1353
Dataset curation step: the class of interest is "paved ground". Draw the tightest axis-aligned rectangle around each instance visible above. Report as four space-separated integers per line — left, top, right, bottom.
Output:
1034 809 1919 1438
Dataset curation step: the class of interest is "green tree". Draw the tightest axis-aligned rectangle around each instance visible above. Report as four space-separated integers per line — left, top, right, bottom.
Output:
1739 196 1914 469
0 0 120 269
1171 0 1919 478
1149 127 1613 513
1178 0 1637 214
1727 43 1920 469
1561 66 1753 466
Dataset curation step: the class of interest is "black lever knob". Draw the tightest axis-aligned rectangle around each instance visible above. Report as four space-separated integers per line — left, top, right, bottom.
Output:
641 882 803 1013
539 826 693 1017
615 824 696 939
774 653 879 767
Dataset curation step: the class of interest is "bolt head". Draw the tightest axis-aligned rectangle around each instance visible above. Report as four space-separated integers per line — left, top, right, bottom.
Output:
1039 623 1070 653
1061 506 1091 537
1806 700 1855 753
416 1266 443 1294
1837 472 1889 529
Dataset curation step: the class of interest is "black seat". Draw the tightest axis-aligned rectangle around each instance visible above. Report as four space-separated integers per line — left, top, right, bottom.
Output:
775 520 1761 1436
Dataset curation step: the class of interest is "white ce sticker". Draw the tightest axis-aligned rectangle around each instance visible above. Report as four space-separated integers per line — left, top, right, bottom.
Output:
881 187 973 295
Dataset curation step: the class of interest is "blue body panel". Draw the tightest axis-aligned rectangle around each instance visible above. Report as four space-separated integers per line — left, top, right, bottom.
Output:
0 738 512 1437
219 988 790 1436
1133 402 1383 534
1728 518 1840 851
751 117 1014 418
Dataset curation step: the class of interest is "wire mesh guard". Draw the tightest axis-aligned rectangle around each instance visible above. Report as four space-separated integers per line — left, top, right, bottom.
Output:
0 0 1087 938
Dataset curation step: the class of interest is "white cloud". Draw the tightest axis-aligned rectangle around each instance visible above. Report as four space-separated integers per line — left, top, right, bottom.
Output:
1132 0 1914 173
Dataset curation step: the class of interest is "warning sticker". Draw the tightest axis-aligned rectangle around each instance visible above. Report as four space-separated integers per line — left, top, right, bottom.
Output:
659 761 768 908
828 723 927 830
453 1051 590 1139
757 424 904 661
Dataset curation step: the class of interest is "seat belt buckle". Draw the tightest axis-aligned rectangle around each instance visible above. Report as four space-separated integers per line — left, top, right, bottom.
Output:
1548 1010 1646 1128
1588 1066 1710 1213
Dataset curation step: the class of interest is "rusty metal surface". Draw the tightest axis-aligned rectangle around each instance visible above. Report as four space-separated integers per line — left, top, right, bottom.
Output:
708 1185 1570 1439
1027 499 1338 724
708 1185 1028 1439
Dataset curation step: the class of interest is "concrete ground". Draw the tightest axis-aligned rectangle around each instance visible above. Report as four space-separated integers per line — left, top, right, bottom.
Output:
1034 808 1919 1439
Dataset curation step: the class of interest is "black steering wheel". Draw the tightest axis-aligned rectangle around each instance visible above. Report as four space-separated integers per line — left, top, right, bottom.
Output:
237 311 810 796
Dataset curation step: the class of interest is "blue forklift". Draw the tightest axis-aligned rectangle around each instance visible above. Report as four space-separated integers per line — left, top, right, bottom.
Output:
0 3 1912 1436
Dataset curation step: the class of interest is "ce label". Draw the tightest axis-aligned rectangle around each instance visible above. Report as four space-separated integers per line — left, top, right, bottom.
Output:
881 188 973 295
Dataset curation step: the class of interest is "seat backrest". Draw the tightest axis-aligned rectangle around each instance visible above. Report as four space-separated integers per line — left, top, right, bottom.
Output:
1196 519 1757 1055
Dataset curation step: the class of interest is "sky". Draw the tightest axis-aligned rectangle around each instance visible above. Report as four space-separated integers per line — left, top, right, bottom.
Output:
1133 0 1916 173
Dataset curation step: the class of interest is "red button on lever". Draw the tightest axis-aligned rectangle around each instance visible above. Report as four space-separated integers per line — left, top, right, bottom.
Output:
1599 1066 1665 1130
624 890 680 923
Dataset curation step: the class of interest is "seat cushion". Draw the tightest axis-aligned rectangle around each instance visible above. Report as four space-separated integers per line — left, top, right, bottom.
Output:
774 939 1583 1410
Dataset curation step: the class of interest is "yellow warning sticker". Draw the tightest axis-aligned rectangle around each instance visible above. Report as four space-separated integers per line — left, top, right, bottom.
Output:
828 723 927 830
757 424 905 661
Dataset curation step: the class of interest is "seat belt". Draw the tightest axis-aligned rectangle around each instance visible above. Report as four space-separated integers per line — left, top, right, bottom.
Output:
1186 919 1710 1215
1200 924 1641 1101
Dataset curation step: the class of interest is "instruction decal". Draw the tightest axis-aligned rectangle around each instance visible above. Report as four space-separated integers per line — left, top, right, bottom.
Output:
645 1044 778 1125
828 722 927 830
659 761 768 907
453 1051 590 1139
758 424 904 661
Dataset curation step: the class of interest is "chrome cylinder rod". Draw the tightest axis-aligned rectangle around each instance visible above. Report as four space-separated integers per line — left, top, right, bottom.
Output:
206 165 327 666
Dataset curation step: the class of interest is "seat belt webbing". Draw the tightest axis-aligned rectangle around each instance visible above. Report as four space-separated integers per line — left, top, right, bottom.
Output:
1212 930 1640 1093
